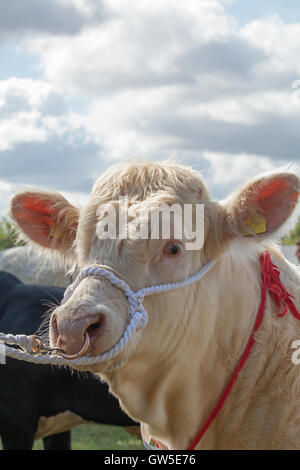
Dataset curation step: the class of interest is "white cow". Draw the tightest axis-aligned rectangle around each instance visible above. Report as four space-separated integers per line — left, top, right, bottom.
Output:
10 161 300 449
0 246 71 287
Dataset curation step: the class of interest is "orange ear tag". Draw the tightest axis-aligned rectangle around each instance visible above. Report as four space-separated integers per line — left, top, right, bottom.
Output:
242 213 267 236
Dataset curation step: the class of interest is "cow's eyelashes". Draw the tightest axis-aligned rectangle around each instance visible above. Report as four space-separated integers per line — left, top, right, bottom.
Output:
163 241 183 257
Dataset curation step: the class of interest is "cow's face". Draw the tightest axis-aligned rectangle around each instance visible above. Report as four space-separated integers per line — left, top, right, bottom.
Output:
10 162 300 374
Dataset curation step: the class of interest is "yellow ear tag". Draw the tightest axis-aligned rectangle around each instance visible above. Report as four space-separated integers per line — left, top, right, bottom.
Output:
49 227 66 241
242 213 267 236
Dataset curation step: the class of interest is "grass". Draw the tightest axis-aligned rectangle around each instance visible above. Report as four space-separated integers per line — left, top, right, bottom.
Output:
0 424 144 450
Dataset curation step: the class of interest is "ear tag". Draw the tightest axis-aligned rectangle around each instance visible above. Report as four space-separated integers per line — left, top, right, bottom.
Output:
242 213 266 236
49 227 66 241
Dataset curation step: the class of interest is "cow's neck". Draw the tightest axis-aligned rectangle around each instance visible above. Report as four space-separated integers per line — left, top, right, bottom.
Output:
104 249 300 449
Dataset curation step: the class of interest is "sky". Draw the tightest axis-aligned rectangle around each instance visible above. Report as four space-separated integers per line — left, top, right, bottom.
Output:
0 0 300 217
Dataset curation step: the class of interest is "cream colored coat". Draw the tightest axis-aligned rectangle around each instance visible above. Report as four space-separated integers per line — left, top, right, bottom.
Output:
11 161 300 449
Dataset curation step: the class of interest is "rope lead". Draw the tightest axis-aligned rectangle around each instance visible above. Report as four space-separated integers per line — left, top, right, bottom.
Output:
0 260 216 368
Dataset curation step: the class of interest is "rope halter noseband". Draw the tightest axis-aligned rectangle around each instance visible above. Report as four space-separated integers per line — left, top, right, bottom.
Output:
0 259 217 368
59 259 217 363
60 265 149 364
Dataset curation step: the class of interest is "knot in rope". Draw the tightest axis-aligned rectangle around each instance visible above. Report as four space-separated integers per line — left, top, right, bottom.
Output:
0 333 36 353
260 251 300 319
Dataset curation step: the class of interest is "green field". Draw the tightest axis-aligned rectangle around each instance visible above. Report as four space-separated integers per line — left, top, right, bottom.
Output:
0 424 144 450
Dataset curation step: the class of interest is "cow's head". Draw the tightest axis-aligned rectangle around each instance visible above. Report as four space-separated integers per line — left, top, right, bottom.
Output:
10 162 300 379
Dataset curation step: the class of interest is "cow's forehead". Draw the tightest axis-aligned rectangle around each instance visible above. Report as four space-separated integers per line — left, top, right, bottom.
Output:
91 161 209 203
76 162 210 265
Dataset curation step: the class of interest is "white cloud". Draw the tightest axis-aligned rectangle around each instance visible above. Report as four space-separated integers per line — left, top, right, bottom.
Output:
0 77 61 108
0 77 90 151
20 1 300 167
202 151 277 188
185 91 300 124
24 0 234 94
0 111 47 151
77 87 182 160
241 16 300 74
0 77 104 198
0 0 300 208
74 84 300 164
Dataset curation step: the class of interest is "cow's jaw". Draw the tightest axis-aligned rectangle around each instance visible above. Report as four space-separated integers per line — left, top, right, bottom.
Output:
103 250 300 450
102 330 231 449
98 250 266 449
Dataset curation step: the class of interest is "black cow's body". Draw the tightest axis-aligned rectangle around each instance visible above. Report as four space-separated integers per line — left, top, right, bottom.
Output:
0 271 136 450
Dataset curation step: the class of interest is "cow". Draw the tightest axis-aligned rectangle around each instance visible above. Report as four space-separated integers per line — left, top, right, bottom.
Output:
9 161 300 450
0 246 70 287
0 271 137 450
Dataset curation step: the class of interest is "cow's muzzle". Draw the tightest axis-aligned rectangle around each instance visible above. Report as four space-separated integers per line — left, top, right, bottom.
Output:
50 313 104 357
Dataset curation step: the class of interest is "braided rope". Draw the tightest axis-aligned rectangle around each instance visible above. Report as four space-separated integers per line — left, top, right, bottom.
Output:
0 333 35 353
0 260 216 367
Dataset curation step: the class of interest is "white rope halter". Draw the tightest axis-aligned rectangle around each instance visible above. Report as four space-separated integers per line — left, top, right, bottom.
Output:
0 259 216 368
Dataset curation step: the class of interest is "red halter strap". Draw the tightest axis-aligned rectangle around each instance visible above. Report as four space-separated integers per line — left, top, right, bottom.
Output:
186 251 300 451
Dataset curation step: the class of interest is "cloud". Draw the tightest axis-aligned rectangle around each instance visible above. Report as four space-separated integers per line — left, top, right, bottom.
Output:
0 137 101 191
73 83 300 169
241 16 300 74
0 77 105 195
0 78 71 151
24 0 235 93
0 0 299 211
0 0 100 36
201 151 277 194
20 2 300 173
177 37 266 79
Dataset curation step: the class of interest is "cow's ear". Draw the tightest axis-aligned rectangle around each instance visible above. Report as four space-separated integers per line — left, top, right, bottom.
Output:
224 171 300 238
10 191 79 252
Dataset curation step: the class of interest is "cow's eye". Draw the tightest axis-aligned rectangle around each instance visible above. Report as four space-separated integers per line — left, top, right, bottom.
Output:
163 241 183 257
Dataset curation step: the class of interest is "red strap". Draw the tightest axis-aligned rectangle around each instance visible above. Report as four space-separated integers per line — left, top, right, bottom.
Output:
187 251 300 450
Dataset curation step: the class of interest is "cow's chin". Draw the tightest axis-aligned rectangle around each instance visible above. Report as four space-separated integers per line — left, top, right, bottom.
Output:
67 362 113 374
65 355 126 375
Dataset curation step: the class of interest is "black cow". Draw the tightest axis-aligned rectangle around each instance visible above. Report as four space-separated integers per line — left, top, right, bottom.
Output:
0 271 137 450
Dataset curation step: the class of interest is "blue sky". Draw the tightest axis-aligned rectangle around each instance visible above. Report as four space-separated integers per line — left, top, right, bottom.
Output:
225 0 300 24
0 0 299 218
0 40 38 80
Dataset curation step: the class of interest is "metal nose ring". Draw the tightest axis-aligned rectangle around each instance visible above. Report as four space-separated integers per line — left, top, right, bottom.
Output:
56 332 90 360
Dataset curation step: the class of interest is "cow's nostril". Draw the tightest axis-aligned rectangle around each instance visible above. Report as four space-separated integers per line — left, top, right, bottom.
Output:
89 321 101 330
50 312 105 357
86 316 104 338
